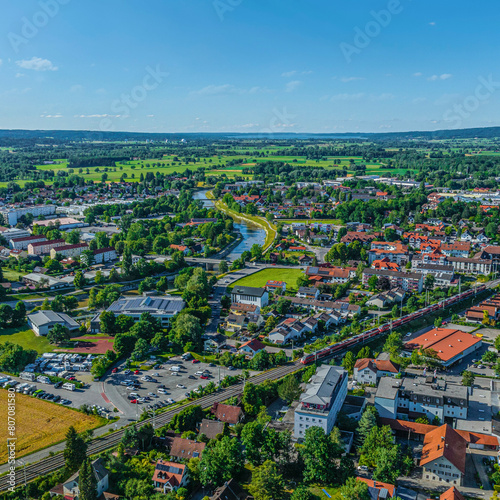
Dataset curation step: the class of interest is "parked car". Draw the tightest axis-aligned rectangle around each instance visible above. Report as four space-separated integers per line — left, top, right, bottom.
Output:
112 368 118 373
192 359 200 364
200 375 208 380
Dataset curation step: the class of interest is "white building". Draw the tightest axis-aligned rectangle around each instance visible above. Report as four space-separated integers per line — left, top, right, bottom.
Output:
0 205 56 226
9 235 46 250
374 376 468 422
100 295 185 329
28 311 80 337
294 365 348 439
231 286 269 309
93 246 117 264
353 358 400 385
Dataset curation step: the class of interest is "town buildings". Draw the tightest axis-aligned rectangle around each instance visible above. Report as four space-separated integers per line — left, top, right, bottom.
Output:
231 286 269 309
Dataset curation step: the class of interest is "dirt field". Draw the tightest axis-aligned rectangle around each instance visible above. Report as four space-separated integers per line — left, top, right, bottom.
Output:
56 336 115 354
0 390 103 463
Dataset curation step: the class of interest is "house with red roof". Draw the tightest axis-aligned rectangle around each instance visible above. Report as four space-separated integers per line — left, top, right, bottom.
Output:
420 424 467 486
211 402 243 424
153 460 188 493
436 487 466 500
238 338 265 357
356 477 395 500
353 358 400 385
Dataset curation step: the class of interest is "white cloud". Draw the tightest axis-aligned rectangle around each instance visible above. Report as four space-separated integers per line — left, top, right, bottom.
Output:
15 72 24 78
428 73 452 81
40 114 63 118
413 72 423 77
281 70 297 78
0 59 2 66
16 57 58 71
285 80 302 92
429 21 436 26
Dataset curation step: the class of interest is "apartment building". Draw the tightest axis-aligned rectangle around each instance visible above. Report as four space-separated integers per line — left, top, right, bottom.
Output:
447 257 492 275
0 204 56 226
50 243 89 259
368 241 409 265
294 365 347 439
231 286 269 309
375 376 468 422
28 239 66 256
362 268 423 293
441 242 471 258
92 246 118 264
9 235 46 250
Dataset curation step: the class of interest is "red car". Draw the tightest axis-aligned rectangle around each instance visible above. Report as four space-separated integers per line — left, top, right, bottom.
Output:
200 375 208 380
192 359 200 364
67 376 76 381
134 370 140 375
111 368 118 374
130 399 137 404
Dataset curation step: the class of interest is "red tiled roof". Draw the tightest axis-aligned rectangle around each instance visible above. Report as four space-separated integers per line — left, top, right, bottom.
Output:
405 328 482 362
169 437 205 460
439 487 466 500
356 477 395 498
212 403 242 424
420 424 467 474
239 338 265 352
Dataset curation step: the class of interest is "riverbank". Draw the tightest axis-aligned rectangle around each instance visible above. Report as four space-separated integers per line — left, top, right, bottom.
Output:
206 191 277 251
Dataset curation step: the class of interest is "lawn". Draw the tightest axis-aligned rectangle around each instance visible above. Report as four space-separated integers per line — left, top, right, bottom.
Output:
229 268 305 292
2 269 25 282
0 390 104 463
0 326 55 354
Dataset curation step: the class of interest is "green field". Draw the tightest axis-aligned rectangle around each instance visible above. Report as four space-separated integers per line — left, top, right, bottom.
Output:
229 268 305 291
0 327 55 354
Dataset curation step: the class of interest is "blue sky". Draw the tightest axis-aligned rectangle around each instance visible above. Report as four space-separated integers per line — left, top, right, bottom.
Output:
1 0 499 133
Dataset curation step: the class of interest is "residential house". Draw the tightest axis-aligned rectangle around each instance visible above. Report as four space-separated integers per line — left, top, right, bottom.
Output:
356 477 395 500
210 478 248 500
152 460 188 493
199 419 225 440
362 268 423 293
238 338 265 357
169 437 205 461
353 358 400 385
212 403 243 424
266 280 287 292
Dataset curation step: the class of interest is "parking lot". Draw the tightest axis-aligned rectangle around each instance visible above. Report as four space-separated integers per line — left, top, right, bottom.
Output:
102 355 250 422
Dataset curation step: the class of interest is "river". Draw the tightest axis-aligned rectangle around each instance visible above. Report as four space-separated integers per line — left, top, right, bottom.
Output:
193 189 266 261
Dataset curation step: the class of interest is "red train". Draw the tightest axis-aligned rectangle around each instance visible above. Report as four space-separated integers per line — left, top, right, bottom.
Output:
300 285 485 365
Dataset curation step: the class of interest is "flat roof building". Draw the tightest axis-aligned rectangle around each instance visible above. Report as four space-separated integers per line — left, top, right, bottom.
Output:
294 365 347 439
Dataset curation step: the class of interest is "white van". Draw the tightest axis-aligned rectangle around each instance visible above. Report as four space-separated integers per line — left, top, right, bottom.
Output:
158 388 167 394
195 370 204 376
129 392 139 398
169 366 180 372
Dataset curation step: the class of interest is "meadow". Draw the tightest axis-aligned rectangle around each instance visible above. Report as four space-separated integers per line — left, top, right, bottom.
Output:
228 268 305 292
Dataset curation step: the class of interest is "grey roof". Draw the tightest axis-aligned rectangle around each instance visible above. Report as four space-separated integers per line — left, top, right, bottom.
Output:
400 377 468 400
375 377 401 400
107 295 185 316
300 365 346 406
231 286 266 297
28 311 79 330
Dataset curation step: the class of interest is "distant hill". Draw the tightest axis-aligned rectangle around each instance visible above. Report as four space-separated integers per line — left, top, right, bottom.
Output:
0 126 499 142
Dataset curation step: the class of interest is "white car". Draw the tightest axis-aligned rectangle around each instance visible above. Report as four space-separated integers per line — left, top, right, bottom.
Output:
176 384 185 389
405 332 412 337
158 388 167 394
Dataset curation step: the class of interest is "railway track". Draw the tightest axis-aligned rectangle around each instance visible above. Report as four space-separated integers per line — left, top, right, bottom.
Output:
3 281 497 492
0 363 300 492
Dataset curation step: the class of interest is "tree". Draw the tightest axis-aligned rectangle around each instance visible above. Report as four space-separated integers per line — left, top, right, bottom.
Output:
342 351 355 374
248 460 285 500
172 313 202 349
462 370 475 387
424 274 435 290
434 317 443 329
132 338 149 361
74 270 86 289
169 405 204 433
340 477 370 500
114 332 138 357
372 445 401 484
99 311 116 334
367 275 378 291
78 458 97 500
360 426 394 467
300 426 342 484
121 245 134 276
291 486 316 500
199 436 243 487
47 323 70 344
64 426 87 473
12 301 26 326
278 374 301 404
383 332 403 358
356 406 377 447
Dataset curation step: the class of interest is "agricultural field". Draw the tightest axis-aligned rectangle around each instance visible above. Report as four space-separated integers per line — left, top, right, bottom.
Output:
0 390 104 463
228 268 305 292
